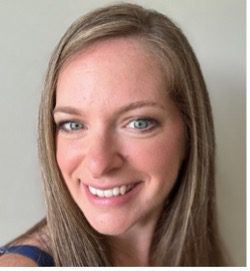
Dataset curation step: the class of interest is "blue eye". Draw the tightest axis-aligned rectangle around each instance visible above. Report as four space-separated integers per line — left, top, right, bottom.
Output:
57 121 84 132
127 118 156 131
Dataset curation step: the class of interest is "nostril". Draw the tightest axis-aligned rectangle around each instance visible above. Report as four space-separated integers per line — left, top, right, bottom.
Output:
85 151 125 178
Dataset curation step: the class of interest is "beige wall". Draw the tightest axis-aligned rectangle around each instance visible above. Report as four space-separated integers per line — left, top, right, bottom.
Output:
0 0 245 266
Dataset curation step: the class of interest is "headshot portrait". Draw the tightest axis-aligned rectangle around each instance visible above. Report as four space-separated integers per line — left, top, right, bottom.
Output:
0 0 245 267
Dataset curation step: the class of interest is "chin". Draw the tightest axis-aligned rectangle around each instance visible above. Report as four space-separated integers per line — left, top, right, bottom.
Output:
87 216 133 236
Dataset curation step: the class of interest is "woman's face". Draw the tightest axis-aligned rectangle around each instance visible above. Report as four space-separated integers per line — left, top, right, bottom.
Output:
54 38 186 236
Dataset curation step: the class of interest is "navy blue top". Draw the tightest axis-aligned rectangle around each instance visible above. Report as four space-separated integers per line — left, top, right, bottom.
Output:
0 245 55 266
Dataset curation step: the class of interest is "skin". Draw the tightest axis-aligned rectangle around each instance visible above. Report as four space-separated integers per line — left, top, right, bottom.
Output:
0 226 49 267
0 254 37 267
54 37 186 265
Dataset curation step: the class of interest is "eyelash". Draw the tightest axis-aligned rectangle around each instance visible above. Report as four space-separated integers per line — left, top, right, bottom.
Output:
55 117 159 134
126 118 158 132
56 120 85 133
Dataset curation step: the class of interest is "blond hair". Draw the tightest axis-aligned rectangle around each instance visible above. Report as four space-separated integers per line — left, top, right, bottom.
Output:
38 3 227 266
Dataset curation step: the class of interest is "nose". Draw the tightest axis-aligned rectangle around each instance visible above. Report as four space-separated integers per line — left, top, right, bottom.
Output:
84 132 125 178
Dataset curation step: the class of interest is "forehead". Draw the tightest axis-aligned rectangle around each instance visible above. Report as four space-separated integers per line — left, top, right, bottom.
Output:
56 37 168 106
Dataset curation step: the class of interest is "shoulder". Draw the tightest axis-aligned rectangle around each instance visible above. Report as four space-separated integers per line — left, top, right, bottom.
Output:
0 244 54 267
0 220 54 267
0 252 37 267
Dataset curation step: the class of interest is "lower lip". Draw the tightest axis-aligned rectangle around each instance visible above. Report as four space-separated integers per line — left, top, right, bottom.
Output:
82 182 142 207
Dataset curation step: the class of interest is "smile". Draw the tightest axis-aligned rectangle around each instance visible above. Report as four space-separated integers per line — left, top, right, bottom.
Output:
88 184 135 198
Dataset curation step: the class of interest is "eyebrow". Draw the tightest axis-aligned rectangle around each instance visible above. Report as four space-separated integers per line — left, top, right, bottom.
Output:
53 101 166 116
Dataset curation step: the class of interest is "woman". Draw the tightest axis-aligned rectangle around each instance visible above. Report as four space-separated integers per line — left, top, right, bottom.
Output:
0 3 228 266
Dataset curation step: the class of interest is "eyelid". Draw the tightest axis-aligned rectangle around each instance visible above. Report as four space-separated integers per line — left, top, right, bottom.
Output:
55 119 85 133
126 117 159 132
54 116 160 134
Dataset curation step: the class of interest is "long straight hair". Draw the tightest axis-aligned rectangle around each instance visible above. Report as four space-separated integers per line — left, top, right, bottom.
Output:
38 3 227 266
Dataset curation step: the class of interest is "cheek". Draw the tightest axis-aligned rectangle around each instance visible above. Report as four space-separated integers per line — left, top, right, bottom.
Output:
56 137 82 179
125 128 185 183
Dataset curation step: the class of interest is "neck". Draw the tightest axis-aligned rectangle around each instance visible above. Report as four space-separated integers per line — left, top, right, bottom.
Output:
108 220 158 266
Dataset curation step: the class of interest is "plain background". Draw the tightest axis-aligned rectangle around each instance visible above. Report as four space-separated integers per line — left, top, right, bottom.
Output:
0 0 245 266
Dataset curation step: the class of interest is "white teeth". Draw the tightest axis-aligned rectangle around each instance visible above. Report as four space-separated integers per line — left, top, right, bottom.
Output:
89 186 97 195
88 184 134 198
104 189 113 198
112 187 120 196
120 185 126 195
96 189 104 197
